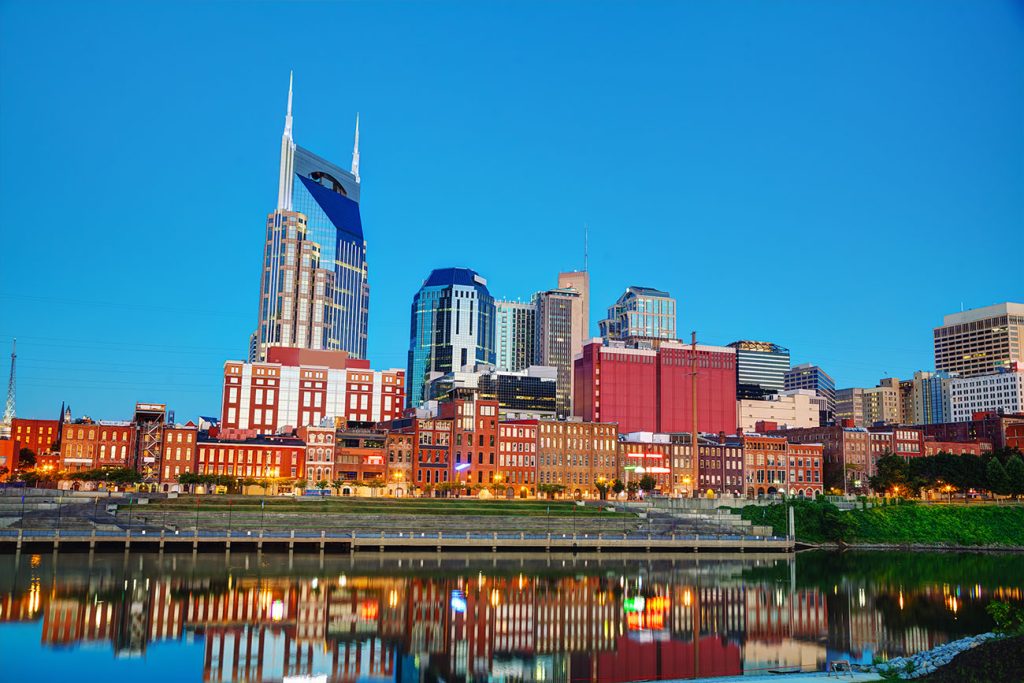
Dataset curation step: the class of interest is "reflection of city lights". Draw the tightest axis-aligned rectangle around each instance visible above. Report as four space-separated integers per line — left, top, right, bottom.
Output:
360 600 379 620
858 588 866 608
339 574 347 587
28 579 40 616
899 592 904 611
271 599 285 622
389 590 398 608
683 590 692 608
450 590 467 614
311 578 319 590
490 589 500 608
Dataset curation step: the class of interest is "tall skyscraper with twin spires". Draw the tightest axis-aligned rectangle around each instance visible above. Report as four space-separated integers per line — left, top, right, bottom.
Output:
249 73 369 362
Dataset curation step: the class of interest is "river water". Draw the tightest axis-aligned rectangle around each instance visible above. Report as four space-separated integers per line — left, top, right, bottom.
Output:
0 550 1021 682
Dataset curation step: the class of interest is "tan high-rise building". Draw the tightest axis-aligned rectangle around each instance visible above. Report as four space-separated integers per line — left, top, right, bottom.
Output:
557 270 589 359
933 302 1024 377
863 378 902 426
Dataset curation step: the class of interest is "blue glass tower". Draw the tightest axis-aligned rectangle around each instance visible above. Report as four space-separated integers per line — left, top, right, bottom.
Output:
251 74 368 362
407 268 496 408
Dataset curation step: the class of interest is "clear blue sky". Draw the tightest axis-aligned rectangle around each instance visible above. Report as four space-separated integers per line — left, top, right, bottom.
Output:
1 1 1022 422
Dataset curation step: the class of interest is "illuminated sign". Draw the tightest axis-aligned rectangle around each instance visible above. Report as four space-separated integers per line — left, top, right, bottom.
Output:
454 463 470 472
623 596 645 612
360 600 379 620
450 590 467 614
647 467 671 474
365 455 384 465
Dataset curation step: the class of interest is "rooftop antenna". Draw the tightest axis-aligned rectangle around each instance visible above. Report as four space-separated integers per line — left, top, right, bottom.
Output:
351 112 360 182
1 339 15 439
584 223 589 272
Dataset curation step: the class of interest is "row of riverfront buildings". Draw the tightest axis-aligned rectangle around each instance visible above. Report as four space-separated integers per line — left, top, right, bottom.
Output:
2 73 1021 495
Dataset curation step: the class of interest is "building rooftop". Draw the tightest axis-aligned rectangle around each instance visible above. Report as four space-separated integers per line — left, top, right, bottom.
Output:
940 302 1024 327
423 267 488 289
625 285 671 298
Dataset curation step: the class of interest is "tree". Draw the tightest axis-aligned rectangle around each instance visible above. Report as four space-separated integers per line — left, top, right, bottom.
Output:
1005 455 1024 500
986 457 1011 497
18 448 37 469
537 483 566 500
868 453 909 494
315 479 329 492
177 472 200 486
626 481 640 500
367 477 385 497
294 478 308 490
638 475 657 494
331 478 345 495
594 479 611 500
611 479 625 496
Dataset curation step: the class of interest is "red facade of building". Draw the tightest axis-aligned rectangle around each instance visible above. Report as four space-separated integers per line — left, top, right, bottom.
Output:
60 422 136 472
11 418 60 463
922 439 992 456
574 340 737 435
497 421 538 496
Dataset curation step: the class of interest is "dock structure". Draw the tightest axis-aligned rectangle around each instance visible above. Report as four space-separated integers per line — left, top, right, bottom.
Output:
0 529 794 554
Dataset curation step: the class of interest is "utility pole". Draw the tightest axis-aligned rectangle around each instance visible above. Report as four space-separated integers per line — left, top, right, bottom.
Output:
691 331 699 499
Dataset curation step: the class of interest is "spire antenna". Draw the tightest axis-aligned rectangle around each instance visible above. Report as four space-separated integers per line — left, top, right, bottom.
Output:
277 71 296 211
1 338 15 439
352 112 361 182
284 70 294 137
584 223 589 272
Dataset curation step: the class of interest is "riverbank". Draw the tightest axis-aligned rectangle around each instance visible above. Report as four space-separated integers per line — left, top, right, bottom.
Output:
855 632 1024 682
740 499 1024 548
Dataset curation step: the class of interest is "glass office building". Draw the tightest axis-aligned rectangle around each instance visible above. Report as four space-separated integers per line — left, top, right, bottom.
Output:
291 146 368 358
785 363 836 424
495 300 536 372
407 268 496 407
728 340 791 400
599 286 677 342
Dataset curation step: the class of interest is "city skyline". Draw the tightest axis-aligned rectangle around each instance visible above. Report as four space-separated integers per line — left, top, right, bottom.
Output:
2 1 1023 421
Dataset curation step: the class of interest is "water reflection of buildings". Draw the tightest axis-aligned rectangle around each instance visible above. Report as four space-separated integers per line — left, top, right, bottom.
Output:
0 556 1014 682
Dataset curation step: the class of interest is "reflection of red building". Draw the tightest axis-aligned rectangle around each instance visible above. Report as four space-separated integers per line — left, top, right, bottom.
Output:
595 636 742 683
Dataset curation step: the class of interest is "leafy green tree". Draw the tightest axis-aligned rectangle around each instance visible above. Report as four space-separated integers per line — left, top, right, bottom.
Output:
638 475 657 493
1003 455 1024 499
986 457 1011 496
868 453 909 494
611 479 625 495
625 481 640 499
315 479 329 491
594 479 611 500
331 478 345 495
294 478 308 490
